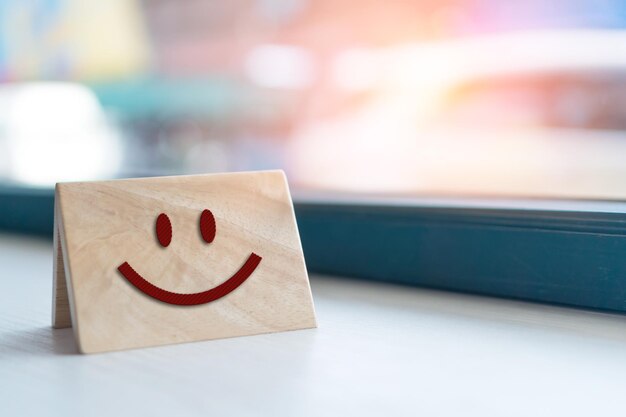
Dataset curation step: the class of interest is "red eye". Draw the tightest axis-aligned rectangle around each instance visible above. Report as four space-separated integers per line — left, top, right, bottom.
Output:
156 213 172 247
199 209 216 243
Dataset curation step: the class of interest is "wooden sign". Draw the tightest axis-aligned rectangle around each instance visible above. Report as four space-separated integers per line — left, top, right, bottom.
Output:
52 170 317 353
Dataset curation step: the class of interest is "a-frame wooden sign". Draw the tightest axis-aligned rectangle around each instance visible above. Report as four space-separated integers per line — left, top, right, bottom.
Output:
52 170 316 353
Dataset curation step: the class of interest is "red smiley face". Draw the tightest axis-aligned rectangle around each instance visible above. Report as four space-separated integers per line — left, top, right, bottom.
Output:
117 209 262 306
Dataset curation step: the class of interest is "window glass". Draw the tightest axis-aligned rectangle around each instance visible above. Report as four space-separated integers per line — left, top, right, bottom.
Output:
1 0 625 199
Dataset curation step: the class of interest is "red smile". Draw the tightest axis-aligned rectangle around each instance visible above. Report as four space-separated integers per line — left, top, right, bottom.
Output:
117 209 262 306
118 253 262 306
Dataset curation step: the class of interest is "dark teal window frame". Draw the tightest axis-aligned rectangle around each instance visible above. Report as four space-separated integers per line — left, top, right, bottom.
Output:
2 185 626 314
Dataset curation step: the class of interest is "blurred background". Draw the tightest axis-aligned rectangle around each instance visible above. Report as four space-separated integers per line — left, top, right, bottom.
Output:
1 0 626 199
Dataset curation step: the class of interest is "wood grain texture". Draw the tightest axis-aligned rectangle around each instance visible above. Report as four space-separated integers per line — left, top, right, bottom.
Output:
52 199 72 329
52 170 316 353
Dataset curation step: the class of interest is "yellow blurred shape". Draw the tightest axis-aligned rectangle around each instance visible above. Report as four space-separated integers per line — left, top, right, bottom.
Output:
2 0 150 81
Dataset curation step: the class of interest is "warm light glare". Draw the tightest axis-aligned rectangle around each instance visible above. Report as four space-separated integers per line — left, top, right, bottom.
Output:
290 30 626 198
332 49 381 92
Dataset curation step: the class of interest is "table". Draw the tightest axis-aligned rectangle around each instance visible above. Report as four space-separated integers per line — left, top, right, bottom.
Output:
2 233 626 416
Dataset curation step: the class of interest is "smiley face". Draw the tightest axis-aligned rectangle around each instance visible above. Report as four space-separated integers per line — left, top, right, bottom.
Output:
117 209 262 306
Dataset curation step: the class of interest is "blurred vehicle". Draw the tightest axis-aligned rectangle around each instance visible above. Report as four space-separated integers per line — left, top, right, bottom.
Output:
289 30 626 199
0 83 123 186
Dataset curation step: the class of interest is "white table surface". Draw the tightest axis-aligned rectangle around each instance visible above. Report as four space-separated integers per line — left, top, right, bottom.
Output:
2 233 626 416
